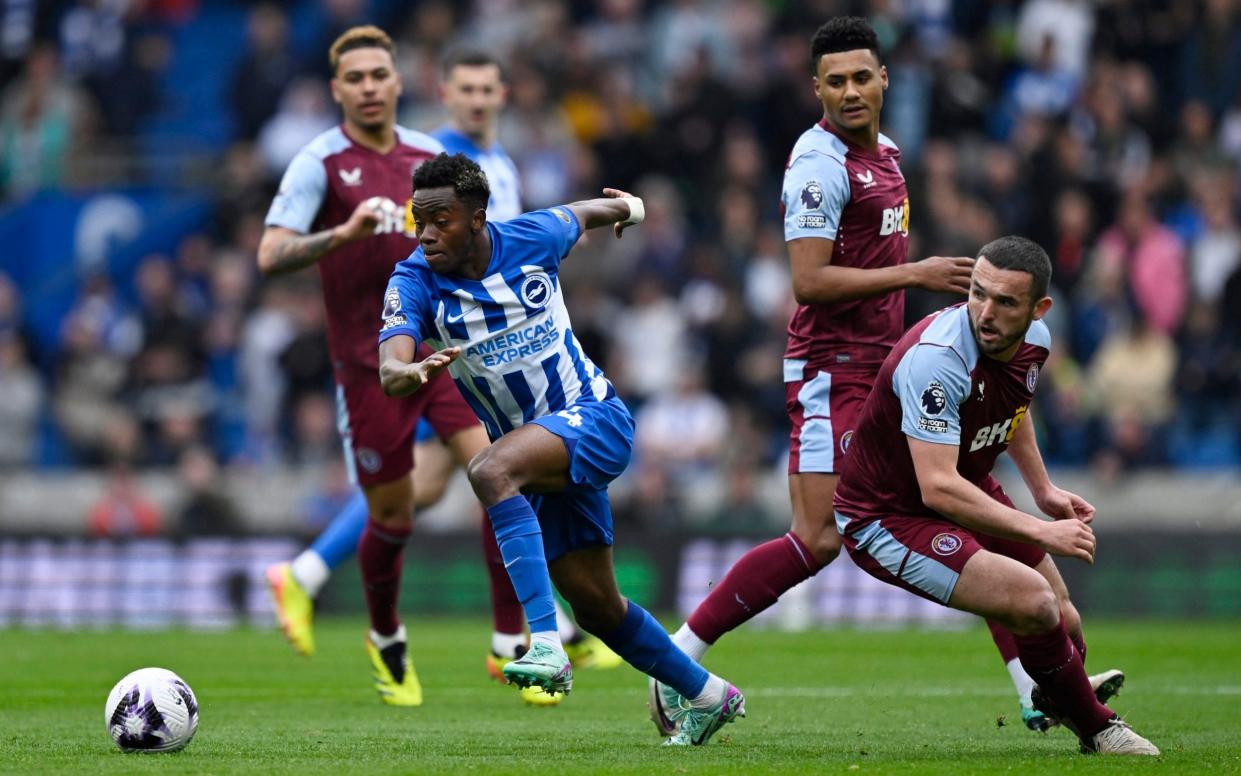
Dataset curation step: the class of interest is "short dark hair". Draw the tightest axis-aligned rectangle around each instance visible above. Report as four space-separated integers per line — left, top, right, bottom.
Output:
810 17 881 73
977 236 1052 301
441 48 505 81
329 25 396 74
412 152 491 212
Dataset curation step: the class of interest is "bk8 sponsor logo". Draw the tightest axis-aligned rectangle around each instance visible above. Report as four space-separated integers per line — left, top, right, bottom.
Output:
879 197 910 237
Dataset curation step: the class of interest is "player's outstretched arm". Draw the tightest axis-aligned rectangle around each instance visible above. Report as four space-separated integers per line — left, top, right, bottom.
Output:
257 199 385 275
908 437 1095 563
1007 409 1096 524
566 188 644 238
788 239 974 304
379 334 461 397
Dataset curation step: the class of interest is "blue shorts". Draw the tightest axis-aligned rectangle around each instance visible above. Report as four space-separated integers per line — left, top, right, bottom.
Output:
527 396 634 560
414 418 436 443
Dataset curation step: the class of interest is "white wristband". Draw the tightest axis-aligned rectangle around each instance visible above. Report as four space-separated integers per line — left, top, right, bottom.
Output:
621 196 645 225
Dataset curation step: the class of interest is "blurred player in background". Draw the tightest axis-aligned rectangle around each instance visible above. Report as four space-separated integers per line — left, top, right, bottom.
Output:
258 26 494 707
432 49 521 221
652 16 1071 733
834 236 1157 756
263 35 615 706
379 153 744 746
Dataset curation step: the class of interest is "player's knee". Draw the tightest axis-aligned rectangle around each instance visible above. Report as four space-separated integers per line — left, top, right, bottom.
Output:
1009 587 1060 635
807 531 841 568
466 449 516 504
791 523 841 569
412 479 448 510
370 501 414 528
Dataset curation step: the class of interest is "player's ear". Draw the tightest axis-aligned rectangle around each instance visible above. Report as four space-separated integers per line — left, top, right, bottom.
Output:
880 65 889 90
329 77 341 105
1032 296 1053 320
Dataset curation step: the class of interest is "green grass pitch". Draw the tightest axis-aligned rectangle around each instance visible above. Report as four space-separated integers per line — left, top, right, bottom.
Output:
1 618 1238 774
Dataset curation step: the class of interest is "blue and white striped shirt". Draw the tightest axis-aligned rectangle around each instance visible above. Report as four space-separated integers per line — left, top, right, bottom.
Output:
379 207 611 440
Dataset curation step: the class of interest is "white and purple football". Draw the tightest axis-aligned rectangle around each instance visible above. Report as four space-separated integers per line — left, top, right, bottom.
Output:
104 667 199 753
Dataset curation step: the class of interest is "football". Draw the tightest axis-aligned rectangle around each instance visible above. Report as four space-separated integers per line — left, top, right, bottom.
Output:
104 667 199 753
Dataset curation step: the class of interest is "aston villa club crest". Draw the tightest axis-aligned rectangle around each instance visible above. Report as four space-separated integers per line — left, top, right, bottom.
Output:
931 533 962 556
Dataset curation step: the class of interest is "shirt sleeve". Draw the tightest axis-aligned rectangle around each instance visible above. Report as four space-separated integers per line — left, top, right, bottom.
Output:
893 344 972 445
265 151 327 233
504 207 583 269
378 260 434 346
782 151 850 241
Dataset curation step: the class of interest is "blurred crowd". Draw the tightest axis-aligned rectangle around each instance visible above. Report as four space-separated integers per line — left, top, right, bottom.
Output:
2 0 1240 534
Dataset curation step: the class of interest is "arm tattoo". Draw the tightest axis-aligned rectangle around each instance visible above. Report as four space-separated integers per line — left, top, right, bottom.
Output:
266 229 337 275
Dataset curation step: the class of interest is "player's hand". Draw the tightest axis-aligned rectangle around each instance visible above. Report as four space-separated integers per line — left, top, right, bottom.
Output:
602 187 638 238
411 347 461 386
1035 517 1096 563
336 197 385 243
912 256 974 295
1034 485 1096 524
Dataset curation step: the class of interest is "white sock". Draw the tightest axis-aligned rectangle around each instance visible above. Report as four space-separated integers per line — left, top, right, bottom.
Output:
688 673 727 710
554 599 578 641
290 550 330 598
369 623 406 650
1007 657 1036 706
529 630 563 653
673 623 710 662
492 631 526 658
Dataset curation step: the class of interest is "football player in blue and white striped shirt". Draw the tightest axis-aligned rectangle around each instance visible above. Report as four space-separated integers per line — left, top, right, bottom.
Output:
379 153 744 746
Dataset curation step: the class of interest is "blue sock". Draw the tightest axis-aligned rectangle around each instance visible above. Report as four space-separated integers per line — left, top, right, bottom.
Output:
487 495 557 635
310 490 369 569
602 600 709 699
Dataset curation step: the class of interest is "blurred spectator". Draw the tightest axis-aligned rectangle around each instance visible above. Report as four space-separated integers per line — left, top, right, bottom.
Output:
257 77 335 175
302 459 353 534
88 467 162 537
1003 34 1079 130
1175 301 1238 432
176 445 244 536
0 332 41 467
1016 0 1095 80
1087 317 1176 472
54 275 141 464
1047 188 1095 296
58 0 124 81
0 42 92 196
288 392 338 466
238 283 296 461
232 3 300 141
1179 0 1241 116
610 276 688 403
1093 193 1188 336
0 1 38 88
1189 180 1241 305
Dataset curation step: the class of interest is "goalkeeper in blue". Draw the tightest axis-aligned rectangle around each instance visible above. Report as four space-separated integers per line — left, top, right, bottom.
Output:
378 152 744 745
